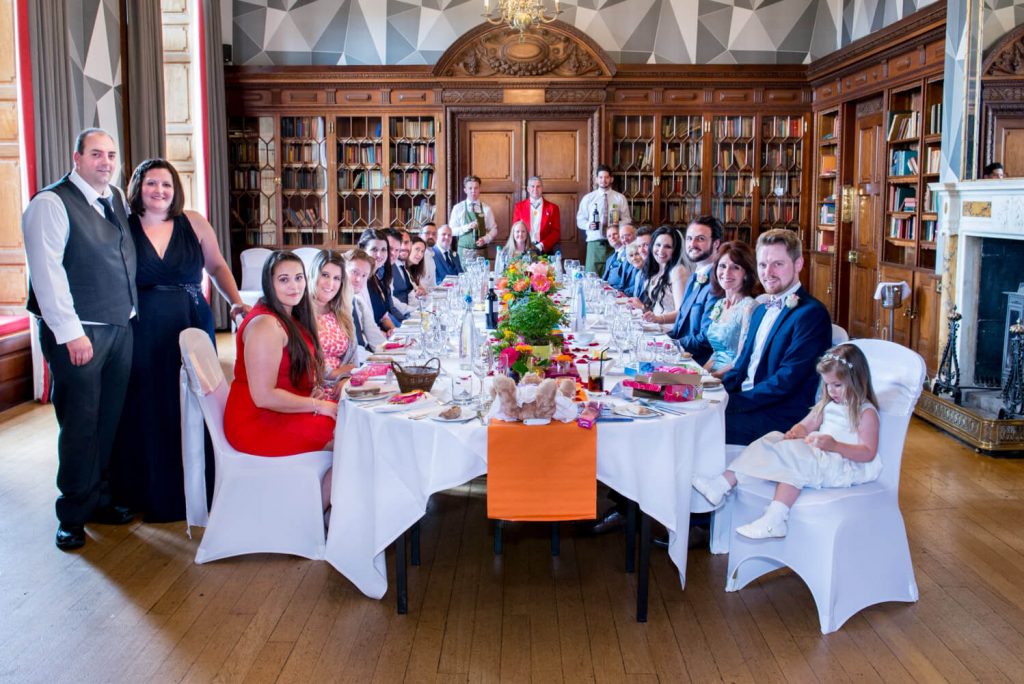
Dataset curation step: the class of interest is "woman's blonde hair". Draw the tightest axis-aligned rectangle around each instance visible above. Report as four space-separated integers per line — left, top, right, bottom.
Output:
504 220 531 256
309 249 355 345
812 343 878 427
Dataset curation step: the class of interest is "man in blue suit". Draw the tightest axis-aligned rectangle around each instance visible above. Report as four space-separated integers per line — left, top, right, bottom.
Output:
722 228 832 445
432 224 463 284
667 216 723 365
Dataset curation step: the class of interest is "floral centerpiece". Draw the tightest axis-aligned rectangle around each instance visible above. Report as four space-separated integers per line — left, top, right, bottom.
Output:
493 256 565 363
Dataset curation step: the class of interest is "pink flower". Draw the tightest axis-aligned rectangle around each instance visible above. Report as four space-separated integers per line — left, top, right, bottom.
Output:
527 262 550 278
531 274 551 293
499 347 520 368
512 278 529 293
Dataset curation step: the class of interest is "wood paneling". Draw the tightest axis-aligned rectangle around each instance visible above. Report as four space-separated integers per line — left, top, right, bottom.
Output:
462 121 519 249
280 89 328 105
848 106 883 339
333 89 380 105
996 120 1024 178
390 89 434 104
0 0 24 314
809 252 834 318
527 120 589 262
0 159 22 249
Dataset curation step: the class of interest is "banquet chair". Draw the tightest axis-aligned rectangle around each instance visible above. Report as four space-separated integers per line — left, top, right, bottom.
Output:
292 247 321 278
723 338 925 633
831 324 850 344
179 328 332 563
239 247 271 309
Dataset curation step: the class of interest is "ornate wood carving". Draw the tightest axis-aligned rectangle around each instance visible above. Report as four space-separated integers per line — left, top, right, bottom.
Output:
985 23 1024 78
545 88 605 104
433 21 614 79
855 97 884 117
441 89 503 104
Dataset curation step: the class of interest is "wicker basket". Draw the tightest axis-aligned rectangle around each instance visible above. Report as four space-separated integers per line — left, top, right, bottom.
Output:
391 357 441 393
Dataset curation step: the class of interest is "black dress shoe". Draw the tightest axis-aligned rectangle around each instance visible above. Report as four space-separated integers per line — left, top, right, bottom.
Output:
590 510 626 535
90 505 134 525
653 534 669 549
56 524 86 550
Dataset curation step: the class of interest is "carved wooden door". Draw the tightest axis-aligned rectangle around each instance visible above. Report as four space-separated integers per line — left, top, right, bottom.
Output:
846 101 883 339
456 117 591 262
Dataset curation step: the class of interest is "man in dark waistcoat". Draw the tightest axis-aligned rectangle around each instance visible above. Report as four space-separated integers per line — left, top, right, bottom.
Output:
22 128 138 550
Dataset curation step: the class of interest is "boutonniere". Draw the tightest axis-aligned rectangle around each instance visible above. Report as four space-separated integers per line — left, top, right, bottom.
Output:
709 299 725 322
785 293 800 309
696 272 709 285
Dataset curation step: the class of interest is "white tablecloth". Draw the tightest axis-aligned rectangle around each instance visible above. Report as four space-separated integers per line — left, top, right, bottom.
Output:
324 374 729 599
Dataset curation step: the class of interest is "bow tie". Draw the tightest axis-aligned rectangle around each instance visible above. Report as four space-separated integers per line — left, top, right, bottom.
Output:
765 296 785 310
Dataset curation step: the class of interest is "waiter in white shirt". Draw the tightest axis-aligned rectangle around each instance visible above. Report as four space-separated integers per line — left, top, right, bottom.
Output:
448 175 497 263
576 164 630 276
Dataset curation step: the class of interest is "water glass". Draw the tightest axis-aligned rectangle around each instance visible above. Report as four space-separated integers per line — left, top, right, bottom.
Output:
451 372 476 405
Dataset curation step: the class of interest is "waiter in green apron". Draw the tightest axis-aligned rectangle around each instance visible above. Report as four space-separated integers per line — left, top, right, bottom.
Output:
449 175 497 263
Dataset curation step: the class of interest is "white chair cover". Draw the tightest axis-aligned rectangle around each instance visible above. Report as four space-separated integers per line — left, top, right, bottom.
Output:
831 324 849 344
239 247 271 309
723 338 925 633
178 328 332 563
292 247 320 277
180 365 209 532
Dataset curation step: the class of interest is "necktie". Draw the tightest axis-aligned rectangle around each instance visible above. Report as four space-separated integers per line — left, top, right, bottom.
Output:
765 296 785 310
97 196 120 228
352 302 367 347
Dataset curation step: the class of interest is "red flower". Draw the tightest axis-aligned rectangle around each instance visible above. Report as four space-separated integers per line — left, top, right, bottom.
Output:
531 274 551 293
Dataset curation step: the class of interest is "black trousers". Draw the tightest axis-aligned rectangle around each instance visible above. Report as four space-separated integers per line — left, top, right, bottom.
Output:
39 321 133 526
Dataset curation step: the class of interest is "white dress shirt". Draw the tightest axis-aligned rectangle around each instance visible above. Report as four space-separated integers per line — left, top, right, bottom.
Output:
575 188 630 242
21 170 131 344
742 281 802 391
422 249 436 286
448 200 498 242
353 290 387 353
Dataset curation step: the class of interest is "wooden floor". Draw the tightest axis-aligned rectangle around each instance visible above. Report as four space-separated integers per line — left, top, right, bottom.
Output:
3 400 1024 683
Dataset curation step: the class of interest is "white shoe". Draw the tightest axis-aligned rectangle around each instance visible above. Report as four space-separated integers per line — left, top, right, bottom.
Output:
692 474 733 507
736 512 788 539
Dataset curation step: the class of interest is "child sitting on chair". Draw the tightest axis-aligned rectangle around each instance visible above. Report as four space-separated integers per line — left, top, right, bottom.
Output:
693 344 880 539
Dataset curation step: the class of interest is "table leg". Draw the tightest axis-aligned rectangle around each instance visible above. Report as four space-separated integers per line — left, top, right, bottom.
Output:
494 520 504 556
396 530 408 614
625 501 637 573
637 511 651 623
550 522 560 557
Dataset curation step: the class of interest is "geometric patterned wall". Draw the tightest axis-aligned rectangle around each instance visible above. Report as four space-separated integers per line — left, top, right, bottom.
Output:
230 0 841 66
984 0 1024 50
66 0 123 166
840 0 938 47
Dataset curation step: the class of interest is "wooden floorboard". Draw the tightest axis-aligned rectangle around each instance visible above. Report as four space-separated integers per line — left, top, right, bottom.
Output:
4 391 1024 682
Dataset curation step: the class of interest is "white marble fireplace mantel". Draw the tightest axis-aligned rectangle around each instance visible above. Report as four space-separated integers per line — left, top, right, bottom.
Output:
930 179 1024 385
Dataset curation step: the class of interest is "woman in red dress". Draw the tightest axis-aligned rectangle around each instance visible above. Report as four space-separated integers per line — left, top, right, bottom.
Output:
224 251 336 456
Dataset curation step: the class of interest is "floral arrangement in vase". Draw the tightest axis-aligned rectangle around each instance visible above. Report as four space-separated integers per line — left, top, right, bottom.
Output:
492 256 565 357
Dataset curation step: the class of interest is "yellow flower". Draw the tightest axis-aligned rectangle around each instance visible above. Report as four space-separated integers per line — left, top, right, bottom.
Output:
515 344 533 353
502 292 513 303
504 329 515 340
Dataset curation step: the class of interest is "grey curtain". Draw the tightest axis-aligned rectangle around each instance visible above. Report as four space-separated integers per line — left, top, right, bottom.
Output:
29 0 75 188
203 1 232 329
126 0 166 166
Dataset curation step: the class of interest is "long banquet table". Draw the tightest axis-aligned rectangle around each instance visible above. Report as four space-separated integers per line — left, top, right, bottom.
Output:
323 352 729 602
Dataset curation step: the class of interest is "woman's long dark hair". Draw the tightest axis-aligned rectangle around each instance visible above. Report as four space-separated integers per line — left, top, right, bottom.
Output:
406 235 427 286
639 226 681 309
358 228 392 289
259 250 324 388
127 158 186 218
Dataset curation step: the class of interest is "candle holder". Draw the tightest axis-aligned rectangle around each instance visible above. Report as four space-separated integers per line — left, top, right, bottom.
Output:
999 318 1024 419
932 306 962 405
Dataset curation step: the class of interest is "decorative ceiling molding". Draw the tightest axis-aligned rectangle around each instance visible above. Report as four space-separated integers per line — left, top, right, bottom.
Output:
432 21 614 80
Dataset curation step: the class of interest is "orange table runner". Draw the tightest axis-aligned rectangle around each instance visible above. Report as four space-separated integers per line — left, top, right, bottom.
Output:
486 419 597 521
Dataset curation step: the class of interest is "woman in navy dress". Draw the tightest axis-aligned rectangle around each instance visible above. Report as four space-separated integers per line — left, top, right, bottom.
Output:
111 159 248 522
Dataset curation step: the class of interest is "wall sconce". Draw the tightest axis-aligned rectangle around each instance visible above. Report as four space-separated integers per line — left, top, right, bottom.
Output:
840 185 855 221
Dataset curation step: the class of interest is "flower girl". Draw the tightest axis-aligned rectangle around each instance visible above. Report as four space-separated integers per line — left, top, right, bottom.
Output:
693 344 880 538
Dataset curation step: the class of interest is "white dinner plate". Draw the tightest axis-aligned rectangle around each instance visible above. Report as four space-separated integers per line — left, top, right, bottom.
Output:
344 388 395 402
612 403 661 419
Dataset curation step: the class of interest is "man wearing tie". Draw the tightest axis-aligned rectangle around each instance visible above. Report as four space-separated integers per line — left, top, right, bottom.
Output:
722 229 832 445
433 224 463 284
22 129 137 549
576 164 629 276
511 176 561 254
667 216 723 365
449 175 497 262
614 221 638 293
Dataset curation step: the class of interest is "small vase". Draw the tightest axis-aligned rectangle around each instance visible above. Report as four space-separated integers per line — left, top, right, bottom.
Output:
531 343 553 360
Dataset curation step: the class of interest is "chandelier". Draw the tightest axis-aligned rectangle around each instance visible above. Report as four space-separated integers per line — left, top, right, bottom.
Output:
483 0 563 38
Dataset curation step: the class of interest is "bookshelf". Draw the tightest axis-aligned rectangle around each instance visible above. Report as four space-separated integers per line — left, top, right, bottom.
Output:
228 116 280 248
611 115 655 224
813 109 840 254
759 114 804 234
336 115 384 244
711 115 755 242
920 77 943 252
388 115 437 231
659 115 703 226
280 116 328 246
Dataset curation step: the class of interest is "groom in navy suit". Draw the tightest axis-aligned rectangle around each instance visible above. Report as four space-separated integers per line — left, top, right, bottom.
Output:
432 224 463 284
722 229 832 445
667 216 723 365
